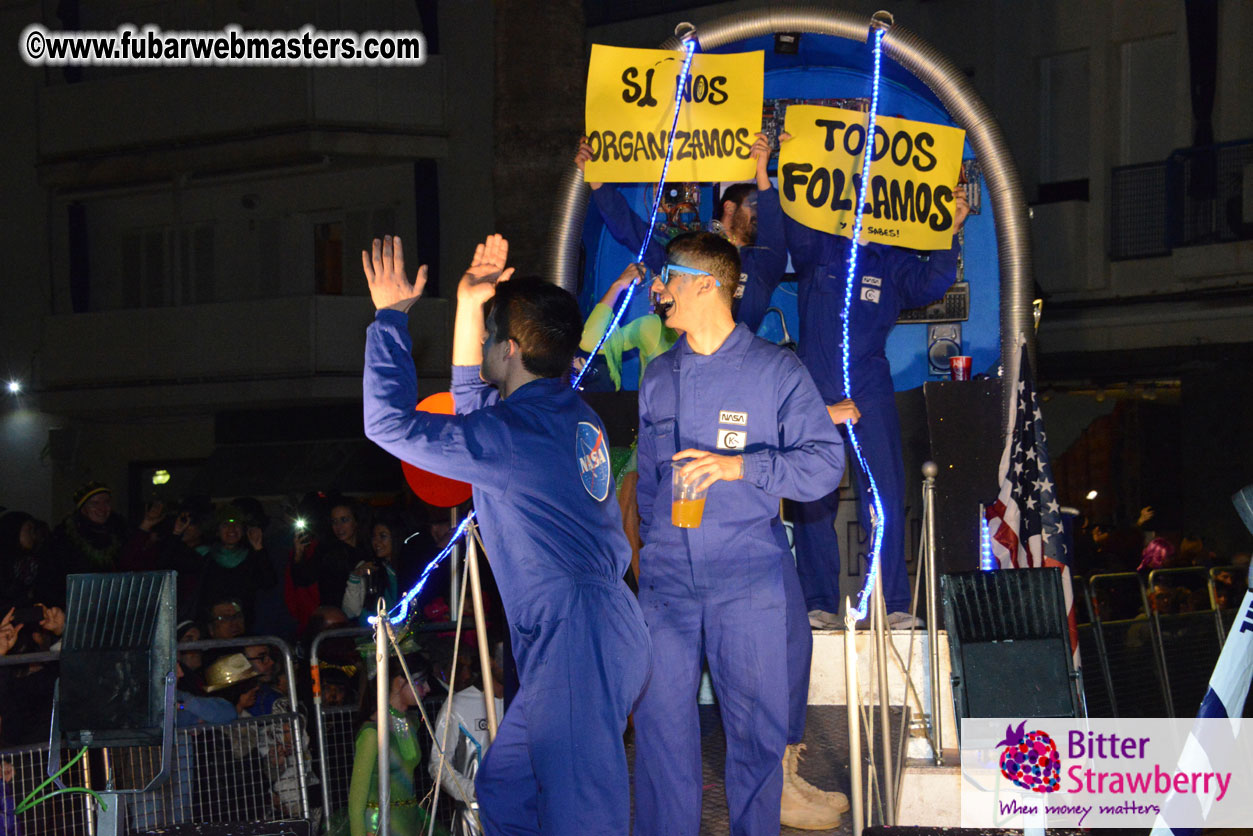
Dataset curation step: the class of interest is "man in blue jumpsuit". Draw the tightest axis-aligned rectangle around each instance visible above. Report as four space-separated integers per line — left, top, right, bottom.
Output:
361 233 651 835
781 185 969 625
634 231 844 836
579 136 840 825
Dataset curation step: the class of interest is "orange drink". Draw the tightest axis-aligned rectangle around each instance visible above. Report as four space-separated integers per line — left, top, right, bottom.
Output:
672 497 706 528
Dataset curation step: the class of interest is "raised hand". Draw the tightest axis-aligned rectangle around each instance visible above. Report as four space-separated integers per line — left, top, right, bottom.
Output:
576 137 603 191
457 234 515 306
247 526 264 552
0 609 22 656
363 235 428 313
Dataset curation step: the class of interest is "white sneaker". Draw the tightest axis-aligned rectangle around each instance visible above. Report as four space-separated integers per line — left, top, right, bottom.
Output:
886 611 924 629
808 609 840 629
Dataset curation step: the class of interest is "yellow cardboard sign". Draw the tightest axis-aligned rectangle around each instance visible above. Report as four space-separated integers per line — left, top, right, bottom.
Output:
778 105 966 250
584 44 763 183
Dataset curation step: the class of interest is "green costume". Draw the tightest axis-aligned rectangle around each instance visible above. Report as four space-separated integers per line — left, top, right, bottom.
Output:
347 708 447 836
578 304 678 391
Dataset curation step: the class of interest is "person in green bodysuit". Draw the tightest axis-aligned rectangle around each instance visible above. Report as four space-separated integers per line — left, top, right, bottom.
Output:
578 262 679 391
346 651 447 836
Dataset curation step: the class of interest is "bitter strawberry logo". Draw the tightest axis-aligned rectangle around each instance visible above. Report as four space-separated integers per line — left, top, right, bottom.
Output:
997 721 1061 793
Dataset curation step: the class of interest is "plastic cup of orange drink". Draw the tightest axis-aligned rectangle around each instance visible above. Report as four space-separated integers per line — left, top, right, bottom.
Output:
671 461 709 528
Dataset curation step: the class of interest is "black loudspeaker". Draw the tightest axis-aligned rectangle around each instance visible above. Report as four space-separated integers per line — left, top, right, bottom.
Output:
923 379 1003 574
60 571 176 747
941 568 1083 725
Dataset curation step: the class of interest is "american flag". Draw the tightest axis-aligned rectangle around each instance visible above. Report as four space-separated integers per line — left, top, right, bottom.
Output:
985 338 1079 668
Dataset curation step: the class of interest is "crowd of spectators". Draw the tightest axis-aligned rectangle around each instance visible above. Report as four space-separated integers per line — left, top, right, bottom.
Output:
0 479 496 830
1071 505 1250 620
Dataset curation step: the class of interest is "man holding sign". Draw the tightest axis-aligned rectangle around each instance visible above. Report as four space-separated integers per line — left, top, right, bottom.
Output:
774 107 970 626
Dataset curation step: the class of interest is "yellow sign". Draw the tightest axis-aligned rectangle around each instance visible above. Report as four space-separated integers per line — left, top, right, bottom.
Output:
584 44 763 183
778 105 966 250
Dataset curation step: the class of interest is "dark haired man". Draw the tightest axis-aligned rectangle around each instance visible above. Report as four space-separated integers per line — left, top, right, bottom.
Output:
361 234 650 835
634 231 845 835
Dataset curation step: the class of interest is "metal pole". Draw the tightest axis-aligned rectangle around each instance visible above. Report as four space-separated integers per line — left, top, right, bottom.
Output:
310 634 334 830
448 507 461 622
278 640 311 820
873 578 896 825
844 598 863 836
375 599 390 836
467 528 499 741
923 461 943 765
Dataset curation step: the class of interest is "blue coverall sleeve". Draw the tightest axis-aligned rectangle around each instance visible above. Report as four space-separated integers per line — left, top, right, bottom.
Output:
176 693 237 726
891 238 960 309
451 365 500 413
736 188 788 332
636 375 660 545
740 356 845 502
364 311 512 493
591 184 666 273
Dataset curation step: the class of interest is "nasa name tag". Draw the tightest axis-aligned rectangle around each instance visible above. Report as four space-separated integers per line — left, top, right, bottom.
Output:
717 428 746 450
718 410 747 426
862 275 882 287
860 287 881 304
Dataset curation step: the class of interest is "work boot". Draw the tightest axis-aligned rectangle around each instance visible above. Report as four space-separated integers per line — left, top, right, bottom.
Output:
785 743 851 811
781 744 848 829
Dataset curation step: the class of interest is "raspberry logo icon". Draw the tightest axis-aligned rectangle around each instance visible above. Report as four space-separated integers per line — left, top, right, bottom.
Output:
996 721 1060 793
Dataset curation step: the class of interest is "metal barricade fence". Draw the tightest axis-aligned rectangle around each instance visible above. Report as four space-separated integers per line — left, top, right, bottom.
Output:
1073 578 1114 718
0 649 94 836
1087 572 1172 717
1148 567 1224 717
310 623 469 834
0 636 313 835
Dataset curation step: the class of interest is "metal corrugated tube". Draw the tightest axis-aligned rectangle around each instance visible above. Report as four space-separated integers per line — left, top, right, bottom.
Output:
546 4 1034 382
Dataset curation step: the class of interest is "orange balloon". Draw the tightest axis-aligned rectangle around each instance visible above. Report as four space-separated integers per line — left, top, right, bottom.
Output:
400 392 473 508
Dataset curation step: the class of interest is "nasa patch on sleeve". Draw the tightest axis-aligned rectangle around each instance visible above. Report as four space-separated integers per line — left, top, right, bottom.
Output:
575 421 611 502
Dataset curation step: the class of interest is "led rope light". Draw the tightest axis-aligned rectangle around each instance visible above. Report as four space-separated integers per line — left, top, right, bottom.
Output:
979 508 996 571
571 34 699 390
847 25 888 620
377 512 476 626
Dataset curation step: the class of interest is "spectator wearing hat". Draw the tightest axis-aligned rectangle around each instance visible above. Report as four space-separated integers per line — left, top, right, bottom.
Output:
196 504 277 627
36 481 130 607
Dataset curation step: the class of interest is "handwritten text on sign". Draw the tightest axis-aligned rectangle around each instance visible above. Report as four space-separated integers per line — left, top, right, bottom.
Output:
584 44 764 183
779 105 966 250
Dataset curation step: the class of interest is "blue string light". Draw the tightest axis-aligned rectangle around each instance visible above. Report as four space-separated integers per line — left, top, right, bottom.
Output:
377 512 476 626
847 25 888 621
979 510 996 571
571 35 699 391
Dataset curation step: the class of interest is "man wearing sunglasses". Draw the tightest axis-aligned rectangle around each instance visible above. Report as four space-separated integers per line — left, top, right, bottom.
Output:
634 231 845 835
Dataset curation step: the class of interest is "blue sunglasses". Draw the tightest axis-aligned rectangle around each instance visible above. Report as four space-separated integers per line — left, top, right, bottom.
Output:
658 262 720 287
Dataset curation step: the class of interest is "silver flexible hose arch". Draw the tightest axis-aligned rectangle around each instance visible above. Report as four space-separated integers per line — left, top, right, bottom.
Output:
545 4 1034 373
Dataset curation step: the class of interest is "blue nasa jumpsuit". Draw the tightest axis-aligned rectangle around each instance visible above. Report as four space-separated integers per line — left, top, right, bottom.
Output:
782 219 960 614
634 324 844 836
592 184 814 746
363 310 652 835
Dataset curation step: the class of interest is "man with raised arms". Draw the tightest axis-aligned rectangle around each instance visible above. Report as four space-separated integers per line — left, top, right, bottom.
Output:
361 234 651 834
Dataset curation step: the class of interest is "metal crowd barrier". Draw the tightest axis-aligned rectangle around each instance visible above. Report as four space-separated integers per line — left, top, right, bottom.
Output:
0 636 311 835
309 622 472 834
1148 567 1225 717
1085 572 1172 717
0 649 93 835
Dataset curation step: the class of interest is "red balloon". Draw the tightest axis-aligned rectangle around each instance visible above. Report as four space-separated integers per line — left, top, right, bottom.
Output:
400 392 473 508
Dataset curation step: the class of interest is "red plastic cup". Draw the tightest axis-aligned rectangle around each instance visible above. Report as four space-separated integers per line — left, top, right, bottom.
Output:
949 355 972 381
